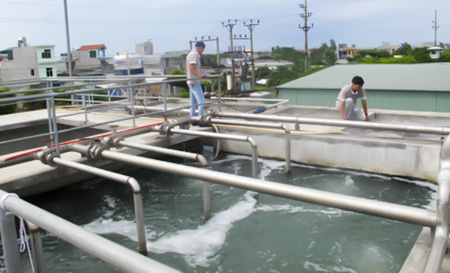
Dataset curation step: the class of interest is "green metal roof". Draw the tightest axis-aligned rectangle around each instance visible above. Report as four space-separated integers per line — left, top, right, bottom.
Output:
278 63 450 92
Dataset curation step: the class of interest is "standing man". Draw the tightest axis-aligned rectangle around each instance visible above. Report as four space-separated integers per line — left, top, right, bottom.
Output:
335 76 370 121
186 41 207 117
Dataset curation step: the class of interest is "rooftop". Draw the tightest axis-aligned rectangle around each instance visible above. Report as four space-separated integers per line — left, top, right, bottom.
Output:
277 63 450 92
78 44 106 51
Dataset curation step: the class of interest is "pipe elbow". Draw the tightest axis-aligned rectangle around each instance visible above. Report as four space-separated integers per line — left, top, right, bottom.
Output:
196 155 209 167
127 177 141 193
247 137 257 148
281 124 290 134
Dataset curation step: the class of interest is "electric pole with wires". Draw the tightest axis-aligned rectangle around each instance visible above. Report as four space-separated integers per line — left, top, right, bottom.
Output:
222 19 238 94
244 20 259 91
432 10 439 46
299 0 313 72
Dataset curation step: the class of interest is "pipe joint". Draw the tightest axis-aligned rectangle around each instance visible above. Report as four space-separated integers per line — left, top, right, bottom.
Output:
106 136 124 150
37 149 59 167
158 122 175 137
86 139 109 159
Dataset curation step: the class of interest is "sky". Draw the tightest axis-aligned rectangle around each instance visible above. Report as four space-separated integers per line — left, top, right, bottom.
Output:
1 0 449 56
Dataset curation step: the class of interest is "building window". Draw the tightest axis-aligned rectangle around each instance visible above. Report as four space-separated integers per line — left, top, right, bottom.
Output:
46 67 53 77
30 69 35 76
42 49 52 59
89 50 97 58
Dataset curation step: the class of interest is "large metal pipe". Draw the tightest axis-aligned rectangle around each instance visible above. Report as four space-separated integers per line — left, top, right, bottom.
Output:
119 141 208 167
212 112 450 135
169 128 259 178
205 117 291 173
51 157 148 255
424 136 450 273
73 146 436 227
0 191 180 273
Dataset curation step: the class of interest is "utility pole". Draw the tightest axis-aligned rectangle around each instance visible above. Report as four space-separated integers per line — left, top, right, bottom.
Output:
63 0 73 77
432 10 439 46
222 19 237 94
244 20 259 91
299 0 313 72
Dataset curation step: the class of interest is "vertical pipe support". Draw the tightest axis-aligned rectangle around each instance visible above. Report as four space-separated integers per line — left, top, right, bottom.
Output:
281 124 291 174
50 87 61 156
247 137 258 178
82 92 87 122
0 208 22 273
130 82 136 128
127 178 148 255
202 182 211 219
26 221 45 273
218 74 222 112
163 82 168 113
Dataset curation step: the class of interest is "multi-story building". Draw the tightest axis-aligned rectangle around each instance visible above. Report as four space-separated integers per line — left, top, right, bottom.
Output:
71 44 108 72
0 43 57 82
338 42 357 59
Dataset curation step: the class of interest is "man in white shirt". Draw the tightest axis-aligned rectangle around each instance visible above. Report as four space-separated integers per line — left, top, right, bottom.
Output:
335 76 370 121
186 41 207 117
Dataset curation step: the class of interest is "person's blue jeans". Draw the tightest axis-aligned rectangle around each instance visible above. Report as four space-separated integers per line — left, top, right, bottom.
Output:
188 83 205 117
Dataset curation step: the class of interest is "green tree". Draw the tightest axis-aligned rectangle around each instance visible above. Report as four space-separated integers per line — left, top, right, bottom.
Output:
393 42 412 56
271 46 305 73
0 87 17 115
254 66 271 80
267 66 297 87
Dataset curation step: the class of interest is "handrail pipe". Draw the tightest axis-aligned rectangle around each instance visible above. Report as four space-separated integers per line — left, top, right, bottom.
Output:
211 112 450 136
424 135 450 273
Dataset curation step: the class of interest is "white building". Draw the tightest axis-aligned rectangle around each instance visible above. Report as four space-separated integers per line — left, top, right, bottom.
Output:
0 42 56 82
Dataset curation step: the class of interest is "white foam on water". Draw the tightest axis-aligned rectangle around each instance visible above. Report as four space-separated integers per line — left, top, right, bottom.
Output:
304 261 358 273
83 218 139 241
146 191 258 267
210 154 251 165
344 175 354 186
255 204 349 218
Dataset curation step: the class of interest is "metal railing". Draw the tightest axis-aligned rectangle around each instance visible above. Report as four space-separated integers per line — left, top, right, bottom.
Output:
0 75 224 155
210 112 450 135
0 190 181 273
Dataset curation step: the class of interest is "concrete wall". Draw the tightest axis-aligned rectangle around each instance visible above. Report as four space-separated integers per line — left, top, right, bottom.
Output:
73 50 102 71
216 129 441 182
278 88 450 112
0 47 38 81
